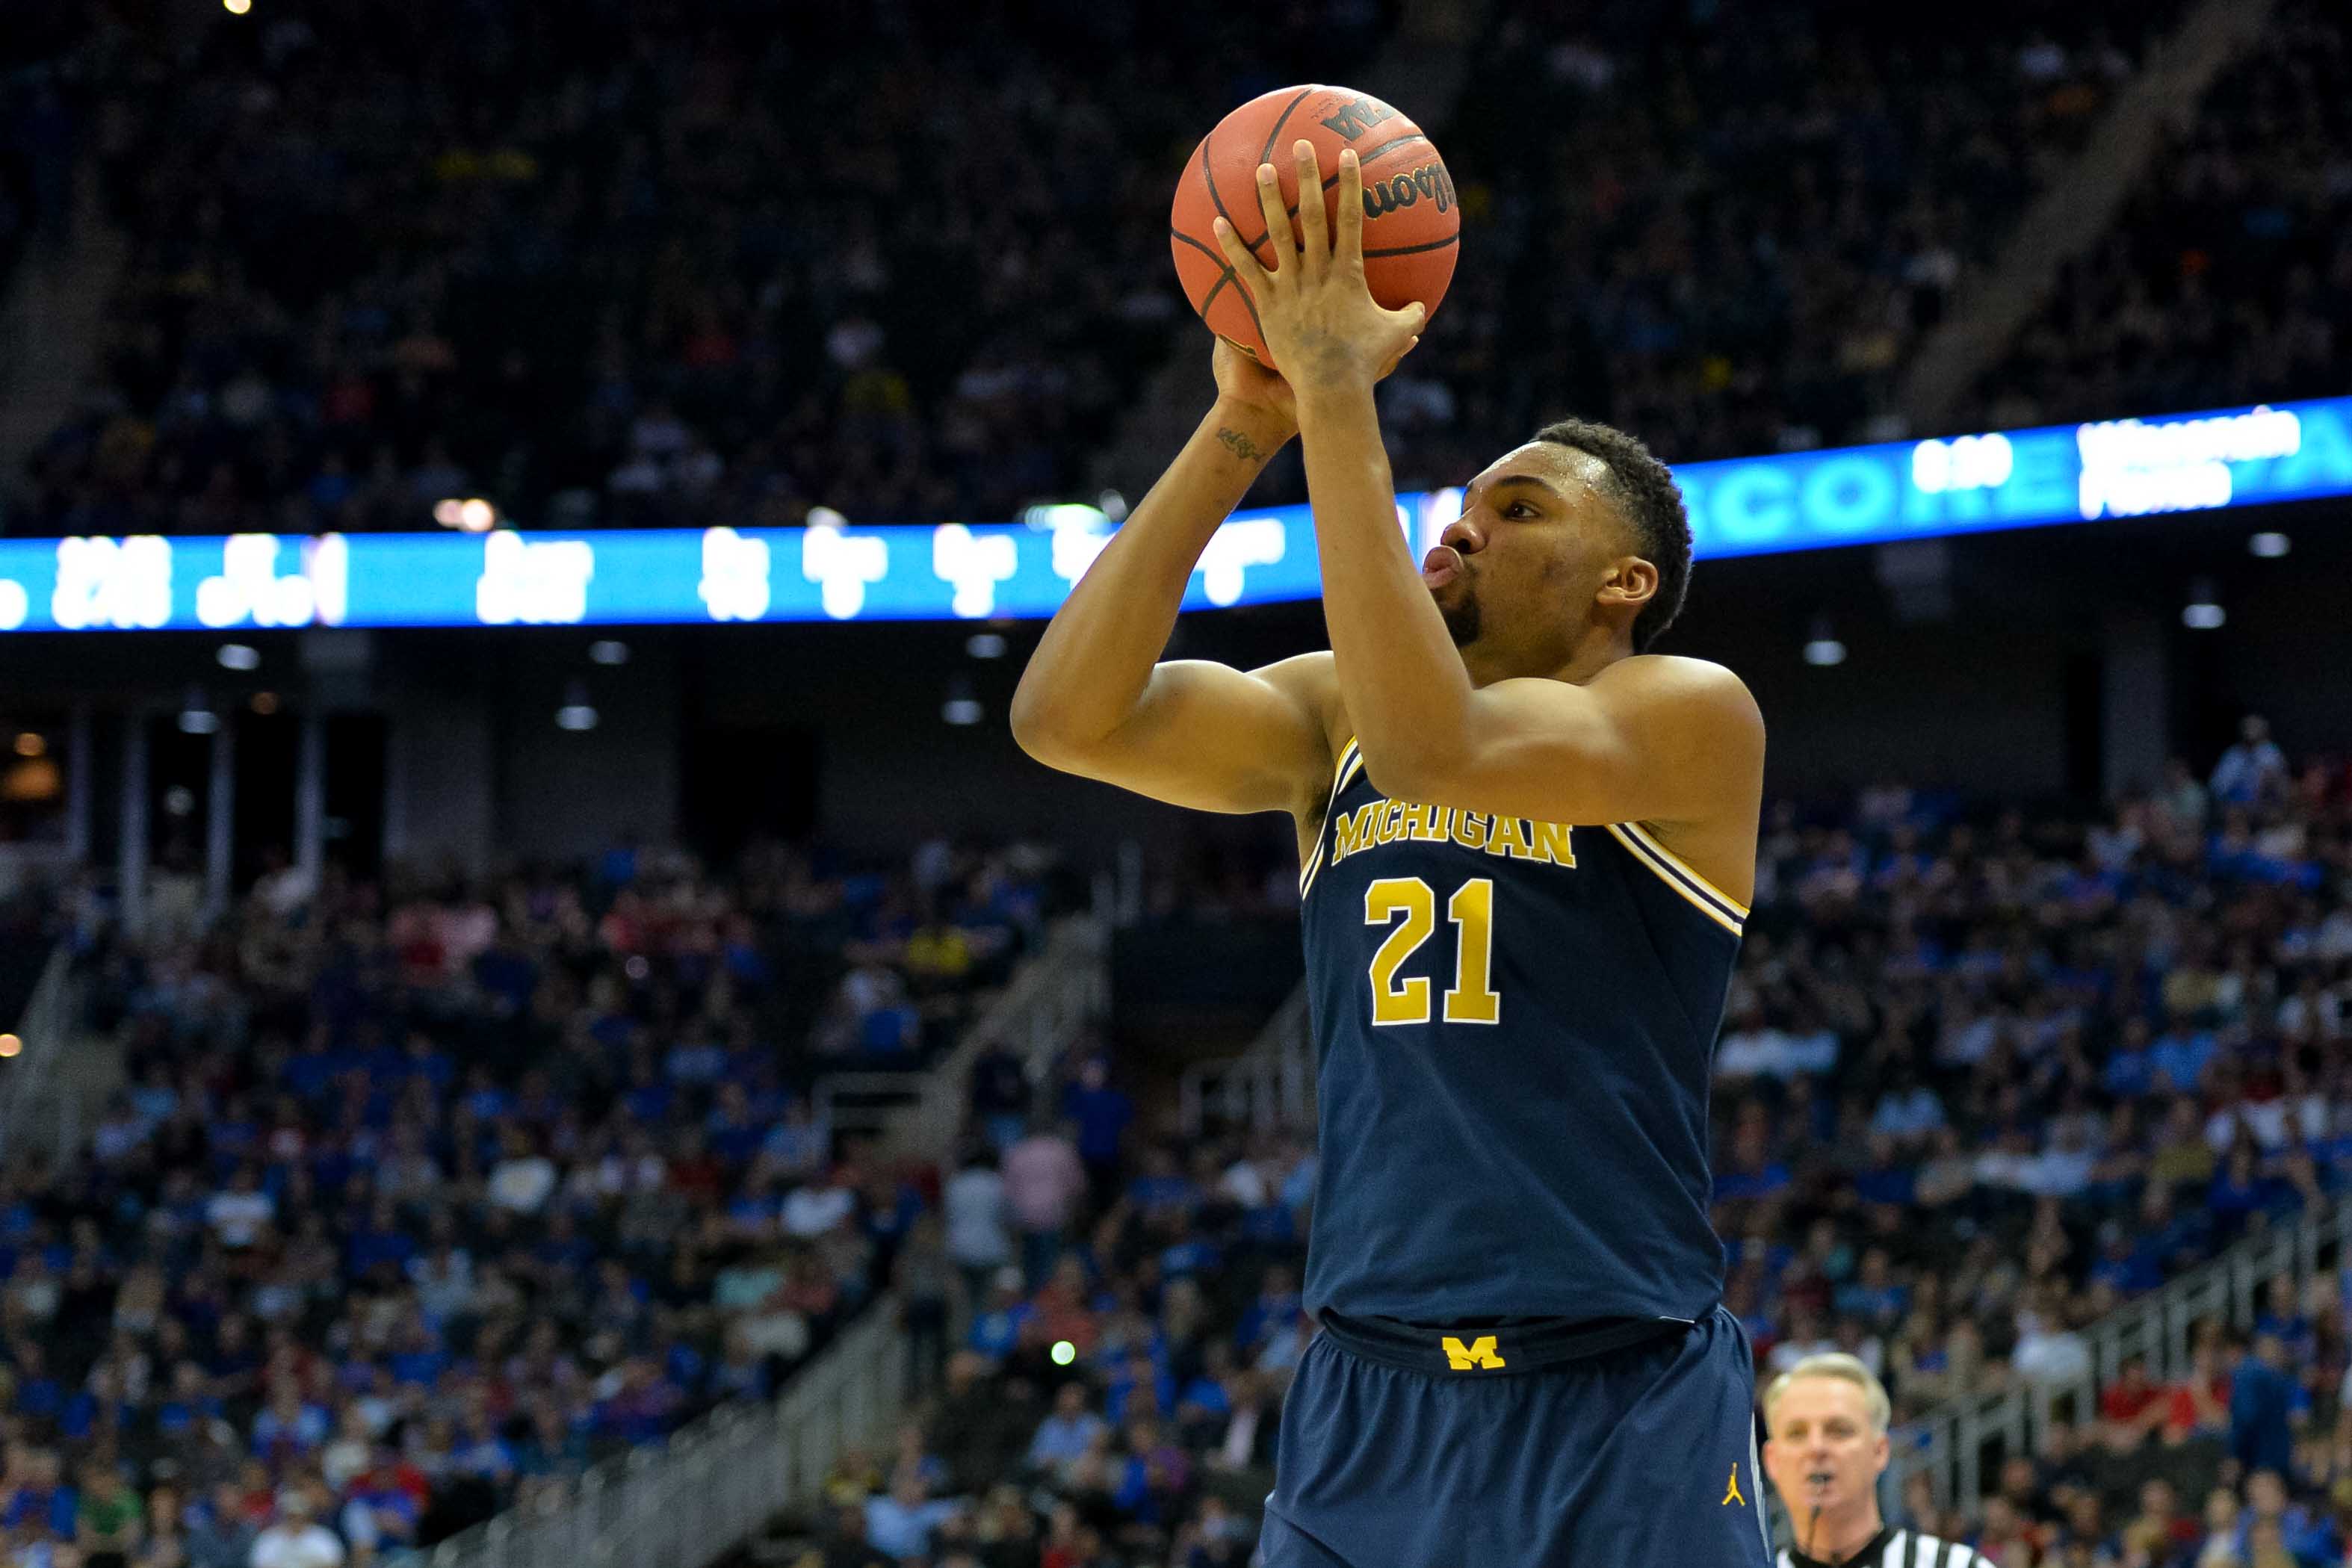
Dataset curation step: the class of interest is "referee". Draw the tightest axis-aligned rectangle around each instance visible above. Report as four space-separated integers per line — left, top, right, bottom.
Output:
1760 1354 1993 1568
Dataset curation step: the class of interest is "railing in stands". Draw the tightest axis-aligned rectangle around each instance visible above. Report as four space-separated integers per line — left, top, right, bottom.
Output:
427 1290 905 1568
1891 1199 2352 1512
1177 982 1312 1138
817 914 1107 1147
0 942 80 1163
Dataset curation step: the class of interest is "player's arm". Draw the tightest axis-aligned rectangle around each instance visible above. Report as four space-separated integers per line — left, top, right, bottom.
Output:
1010 346 1332 819
1214 143 1762 829
1356 657 1763 826
1290 382 1763 823
1302 392 1765 833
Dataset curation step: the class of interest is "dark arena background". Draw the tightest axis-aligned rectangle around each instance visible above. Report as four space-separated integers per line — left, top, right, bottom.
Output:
1 1 2351 1565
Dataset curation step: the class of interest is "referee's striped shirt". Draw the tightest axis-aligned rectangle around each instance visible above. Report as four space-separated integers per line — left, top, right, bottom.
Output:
1779 1527 1995 1568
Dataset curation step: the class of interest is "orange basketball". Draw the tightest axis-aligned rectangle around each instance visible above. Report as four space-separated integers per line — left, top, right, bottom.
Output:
1170 84 1459 369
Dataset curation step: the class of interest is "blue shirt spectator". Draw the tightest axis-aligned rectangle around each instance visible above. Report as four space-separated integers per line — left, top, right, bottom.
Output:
1064 1062 1135 1168
2229 1338 2300 1476
1028 1385 1109 1468
864 1484 959 1559
2150 1028 2218 1093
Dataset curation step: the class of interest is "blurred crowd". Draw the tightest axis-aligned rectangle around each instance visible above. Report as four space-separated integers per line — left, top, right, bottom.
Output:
1367 0 2194 492
1970 0 2352 431
0 832 1063 1566
9 0 1386 540
1718 721 2352 1564
10 722 2352 1567
0 71 73 298
13 0 2327 542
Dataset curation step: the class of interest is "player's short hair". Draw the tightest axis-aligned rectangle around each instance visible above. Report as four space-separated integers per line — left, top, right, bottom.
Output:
1763 1354 1893 1436
1530 418 1692 651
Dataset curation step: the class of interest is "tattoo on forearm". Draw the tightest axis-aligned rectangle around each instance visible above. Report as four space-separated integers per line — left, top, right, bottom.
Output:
1216 427 1268 464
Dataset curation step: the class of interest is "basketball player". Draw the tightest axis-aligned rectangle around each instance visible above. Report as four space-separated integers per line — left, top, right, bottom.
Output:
1012 140 1768 1565
1763 1355 1993 1568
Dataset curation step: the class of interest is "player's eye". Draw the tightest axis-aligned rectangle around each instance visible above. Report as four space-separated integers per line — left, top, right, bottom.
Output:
1503 501 1536 519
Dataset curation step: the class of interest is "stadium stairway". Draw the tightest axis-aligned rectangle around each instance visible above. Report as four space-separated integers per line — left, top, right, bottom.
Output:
0 938 120 1168
422 913 1110 1568
1090 0 1501 503
0 158 128 510
1177 980 1314 1141
1898 0 2282 428
814 914 1109 1148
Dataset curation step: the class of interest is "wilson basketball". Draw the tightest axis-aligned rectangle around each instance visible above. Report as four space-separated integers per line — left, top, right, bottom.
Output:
1170 84 1459 368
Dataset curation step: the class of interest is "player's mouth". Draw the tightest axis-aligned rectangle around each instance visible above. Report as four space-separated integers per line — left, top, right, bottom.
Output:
1421 545 1464 589
1807 1470 1836 1498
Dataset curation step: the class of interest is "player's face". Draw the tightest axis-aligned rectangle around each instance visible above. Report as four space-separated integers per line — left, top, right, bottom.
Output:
1763 1378 1891 1522
1423 444 1647 665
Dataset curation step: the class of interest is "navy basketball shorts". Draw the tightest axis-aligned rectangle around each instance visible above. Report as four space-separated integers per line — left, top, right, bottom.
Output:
1260 1306 1771 1568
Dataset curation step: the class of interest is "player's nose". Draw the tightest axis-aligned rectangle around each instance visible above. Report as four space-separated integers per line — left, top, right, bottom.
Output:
1440 517 1485 554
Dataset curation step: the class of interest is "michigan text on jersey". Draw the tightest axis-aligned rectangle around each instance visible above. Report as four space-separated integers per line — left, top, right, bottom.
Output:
1328 798 1576 870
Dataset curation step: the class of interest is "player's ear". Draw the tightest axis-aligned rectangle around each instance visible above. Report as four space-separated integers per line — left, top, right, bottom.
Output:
1595 556 1659 611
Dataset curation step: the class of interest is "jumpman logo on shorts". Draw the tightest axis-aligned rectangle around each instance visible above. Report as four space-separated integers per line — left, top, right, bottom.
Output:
1721 1463 1745 1507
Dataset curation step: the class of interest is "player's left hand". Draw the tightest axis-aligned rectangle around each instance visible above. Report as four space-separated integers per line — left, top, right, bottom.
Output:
1212 140 1426 394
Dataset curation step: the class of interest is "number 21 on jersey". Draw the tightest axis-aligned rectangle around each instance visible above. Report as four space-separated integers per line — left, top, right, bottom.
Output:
1364 876 1501 1026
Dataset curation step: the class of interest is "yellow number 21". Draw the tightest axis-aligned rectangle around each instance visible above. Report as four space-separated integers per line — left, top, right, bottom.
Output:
1364 876 1502 1026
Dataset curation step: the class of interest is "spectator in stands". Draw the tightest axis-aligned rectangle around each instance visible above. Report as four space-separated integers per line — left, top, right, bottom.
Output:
970 1044 1033 1155
2212 718 2291 809
1027 1383 1107 1472
2229 1334 2301 1480
944 1147 1012 1309
1062 1057 1136 1204
2119 1477 2197 1567
1002 1118 1086 1287
181 1484 257 1568
2164 1342 2232 1445
247 1487 342 1568
861 1470 959 1562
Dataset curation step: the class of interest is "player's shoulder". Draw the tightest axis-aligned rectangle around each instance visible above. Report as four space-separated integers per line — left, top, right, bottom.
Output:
1253 647 1338 698
1251 648 1345 745
1594 652 1757 709
1588 654 1764 758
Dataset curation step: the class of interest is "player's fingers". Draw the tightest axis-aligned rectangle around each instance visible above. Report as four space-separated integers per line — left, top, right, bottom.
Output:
1291 140 1328 282
1252 163 1297 283
1335 147 1366 266
1210 217 1272 296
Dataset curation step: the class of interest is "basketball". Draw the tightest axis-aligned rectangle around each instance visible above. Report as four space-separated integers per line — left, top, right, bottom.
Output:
1170 84 1460 368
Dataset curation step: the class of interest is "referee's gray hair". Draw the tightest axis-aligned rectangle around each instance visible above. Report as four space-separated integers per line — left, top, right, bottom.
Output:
1763 1353 1893 1435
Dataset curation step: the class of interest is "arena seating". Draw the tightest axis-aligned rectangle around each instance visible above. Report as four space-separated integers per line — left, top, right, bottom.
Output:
1343 0 2197 497
7 0 2226 537
1963 0 2352 432
7 748 2348 1565
0 33 79 304
0 835 1059 1561
7 0 1387 540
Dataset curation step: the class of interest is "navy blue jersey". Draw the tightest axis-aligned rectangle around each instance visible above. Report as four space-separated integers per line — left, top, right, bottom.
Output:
1297 735 1743 1324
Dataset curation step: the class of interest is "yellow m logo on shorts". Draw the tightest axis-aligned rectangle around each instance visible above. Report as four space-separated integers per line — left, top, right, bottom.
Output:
1441 1335 1506 1371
